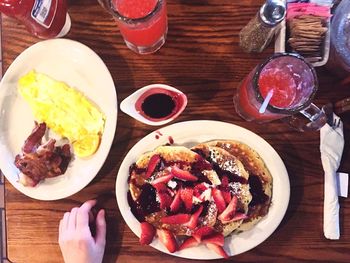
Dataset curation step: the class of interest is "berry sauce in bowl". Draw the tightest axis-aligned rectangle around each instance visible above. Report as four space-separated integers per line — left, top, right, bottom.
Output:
120 84 187 126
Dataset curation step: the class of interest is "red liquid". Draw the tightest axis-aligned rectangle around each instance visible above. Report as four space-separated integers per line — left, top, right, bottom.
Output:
135 87 186 122
236 72 284 121
113 0 167 46
0 0 68 39
258 68 297 108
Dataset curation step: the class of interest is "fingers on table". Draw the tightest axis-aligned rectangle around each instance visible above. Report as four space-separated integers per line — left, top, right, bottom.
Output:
59 212 70 234
95 209 106 246
76 199 97 229
67 207 79 231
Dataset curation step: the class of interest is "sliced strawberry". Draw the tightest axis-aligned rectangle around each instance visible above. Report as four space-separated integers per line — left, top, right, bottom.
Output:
140 222 156 245
145 154 161 179
171 166 198 181
206 243 229 259
202 233 224 246
161 214 191 224
179 237 200 251
193 183 208 201
218 195 237 222
151 173 174 185
222 191 232 204
180 187 193 212
192 226 215 242
185 205 203 230
221 175 229 187
158 192 173 209
170 191 182 213
157 229 178 253
212 188 226 213
219 212 248 224
153 183 168 193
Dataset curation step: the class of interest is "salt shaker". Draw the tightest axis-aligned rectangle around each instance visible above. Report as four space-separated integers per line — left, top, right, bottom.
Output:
239 0 286 53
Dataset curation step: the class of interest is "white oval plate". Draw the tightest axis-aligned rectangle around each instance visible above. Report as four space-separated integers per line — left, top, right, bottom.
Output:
0 39 117 200
116 120 290 259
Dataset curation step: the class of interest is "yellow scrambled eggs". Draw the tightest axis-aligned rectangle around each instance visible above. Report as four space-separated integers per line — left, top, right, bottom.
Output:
18 70 105 157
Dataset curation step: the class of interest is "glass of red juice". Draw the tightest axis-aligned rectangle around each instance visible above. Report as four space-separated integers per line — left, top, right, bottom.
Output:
233 53 326 131
100 0 167 54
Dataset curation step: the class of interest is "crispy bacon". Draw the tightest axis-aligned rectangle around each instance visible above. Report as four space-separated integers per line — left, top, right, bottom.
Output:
15 123 71 187
22 122 47 153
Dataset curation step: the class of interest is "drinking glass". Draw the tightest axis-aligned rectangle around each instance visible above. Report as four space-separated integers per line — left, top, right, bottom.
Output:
98 0 168 54
233 53 326 131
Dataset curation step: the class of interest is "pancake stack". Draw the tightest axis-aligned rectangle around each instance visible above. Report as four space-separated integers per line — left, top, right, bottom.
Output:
127 141 272 257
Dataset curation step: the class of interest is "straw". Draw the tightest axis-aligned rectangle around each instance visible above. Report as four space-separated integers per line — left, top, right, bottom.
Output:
259 90 274 114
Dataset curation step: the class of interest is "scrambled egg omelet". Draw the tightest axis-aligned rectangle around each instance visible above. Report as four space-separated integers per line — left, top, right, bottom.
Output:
18 70 105 157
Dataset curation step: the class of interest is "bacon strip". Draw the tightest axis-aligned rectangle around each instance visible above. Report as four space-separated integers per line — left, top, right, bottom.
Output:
15 123 71 187
22 122 47 153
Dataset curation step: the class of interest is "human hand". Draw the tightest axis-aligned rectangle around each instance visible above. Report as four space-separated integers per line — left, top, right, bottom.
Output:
58 200 106 263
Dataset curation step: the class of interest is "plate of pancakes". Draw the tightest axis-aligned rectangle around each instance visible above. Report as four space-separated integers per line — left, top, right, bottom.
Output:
116 120 290 259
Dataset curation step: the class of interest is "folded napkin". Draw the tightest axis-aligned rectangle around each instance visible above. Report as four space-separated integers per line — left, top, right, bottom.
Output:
320 113 344 240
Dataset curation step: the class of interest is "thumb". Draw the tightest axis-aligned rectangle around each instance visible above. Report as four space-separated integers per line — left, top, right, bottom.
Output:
95 209 107 247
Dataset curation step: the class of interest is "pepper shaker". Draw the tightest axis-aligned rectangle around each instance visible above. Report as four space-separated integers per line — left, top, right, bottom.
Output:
239 0 286 53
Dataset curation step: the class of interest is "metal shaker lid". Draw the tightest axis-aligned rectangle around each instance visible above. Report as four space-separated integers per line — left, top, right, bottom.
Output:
260 0 286 26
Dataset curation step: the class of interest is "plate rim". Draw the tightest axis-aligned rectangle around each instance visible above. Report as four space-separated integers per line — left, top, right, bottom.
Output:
115 120 290 259
0 38 118 200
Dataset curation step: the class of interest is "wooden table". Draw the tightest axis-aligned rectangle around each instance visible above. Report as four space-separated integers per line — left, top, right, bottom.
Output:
2 0 350 262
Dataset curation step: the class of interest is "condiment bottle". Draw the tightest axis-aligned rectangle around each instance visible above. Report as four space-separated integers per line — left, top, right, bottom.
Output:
239 0 286 53
327 0 350 78
0 0 71 39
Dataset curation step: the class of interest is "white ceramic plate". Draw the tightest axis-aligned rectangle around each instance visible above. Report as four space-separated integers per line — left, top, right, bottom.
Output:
0 39 117 200
116 120 290 259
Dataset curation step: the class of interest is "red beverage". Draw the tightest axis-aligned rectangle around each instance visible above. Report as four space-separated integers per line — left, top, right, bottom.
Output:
0 0 70 39
110 0 168 54
234 53 318 122
258 69 297 108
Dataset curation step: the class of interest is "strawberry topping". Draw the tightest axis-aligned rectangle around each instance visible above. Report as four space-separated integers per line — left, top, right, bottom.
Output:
218 195 243 223
185 205 203 230
212 188 226 213
158 192 173 209
151 173 174 185
145 154 161 179
193 226 215 242
205 243 229 259
171 166 198 181
180 187 193 212
201 233 225 246
193 182 208 201
140 222 156 245
179 237 200 251
161 214 191 224
157 229 178 253
170 190 182 213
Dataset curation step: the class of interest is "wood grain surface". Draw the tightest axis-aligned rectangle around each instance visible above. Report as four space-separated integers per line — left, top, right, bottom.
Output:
1 0 350 262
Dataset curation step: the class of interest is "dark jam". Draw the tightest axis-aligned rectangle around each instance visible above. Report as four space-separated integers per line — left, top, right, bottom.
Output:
142 93 175 118
135 87 187 122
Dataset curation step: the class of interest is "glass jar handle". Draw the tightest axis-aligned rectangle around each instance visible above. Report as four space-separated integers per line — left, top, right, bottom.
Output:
283 103 327 132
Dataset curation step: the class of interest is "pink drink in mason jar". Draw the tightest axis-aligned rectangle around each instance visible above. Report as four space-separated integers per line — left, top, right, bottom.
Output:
111 0 167 54
233 53 325 130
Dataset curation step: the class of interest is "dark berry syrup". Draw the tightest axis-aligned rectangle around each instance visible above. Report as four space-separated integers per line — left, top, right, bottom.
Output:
135 87 187 122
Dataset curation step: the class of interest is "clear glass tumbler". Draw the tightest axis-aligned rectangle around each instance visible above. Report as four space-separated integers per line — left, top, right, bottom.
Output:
99 0 168 54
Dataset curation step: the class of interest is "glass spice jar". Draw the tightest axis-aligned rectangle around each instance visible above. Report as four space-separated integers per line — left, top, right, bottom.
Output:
239 0 286 53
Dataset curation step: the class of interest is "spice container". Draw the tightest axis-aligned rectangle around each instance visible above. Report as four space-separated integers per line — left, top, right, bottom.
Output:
239 0 286 53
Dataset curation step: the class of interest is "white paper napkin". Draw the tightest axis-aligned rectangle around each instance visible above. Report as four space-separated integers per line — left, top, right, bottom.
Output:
320 114 344 240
